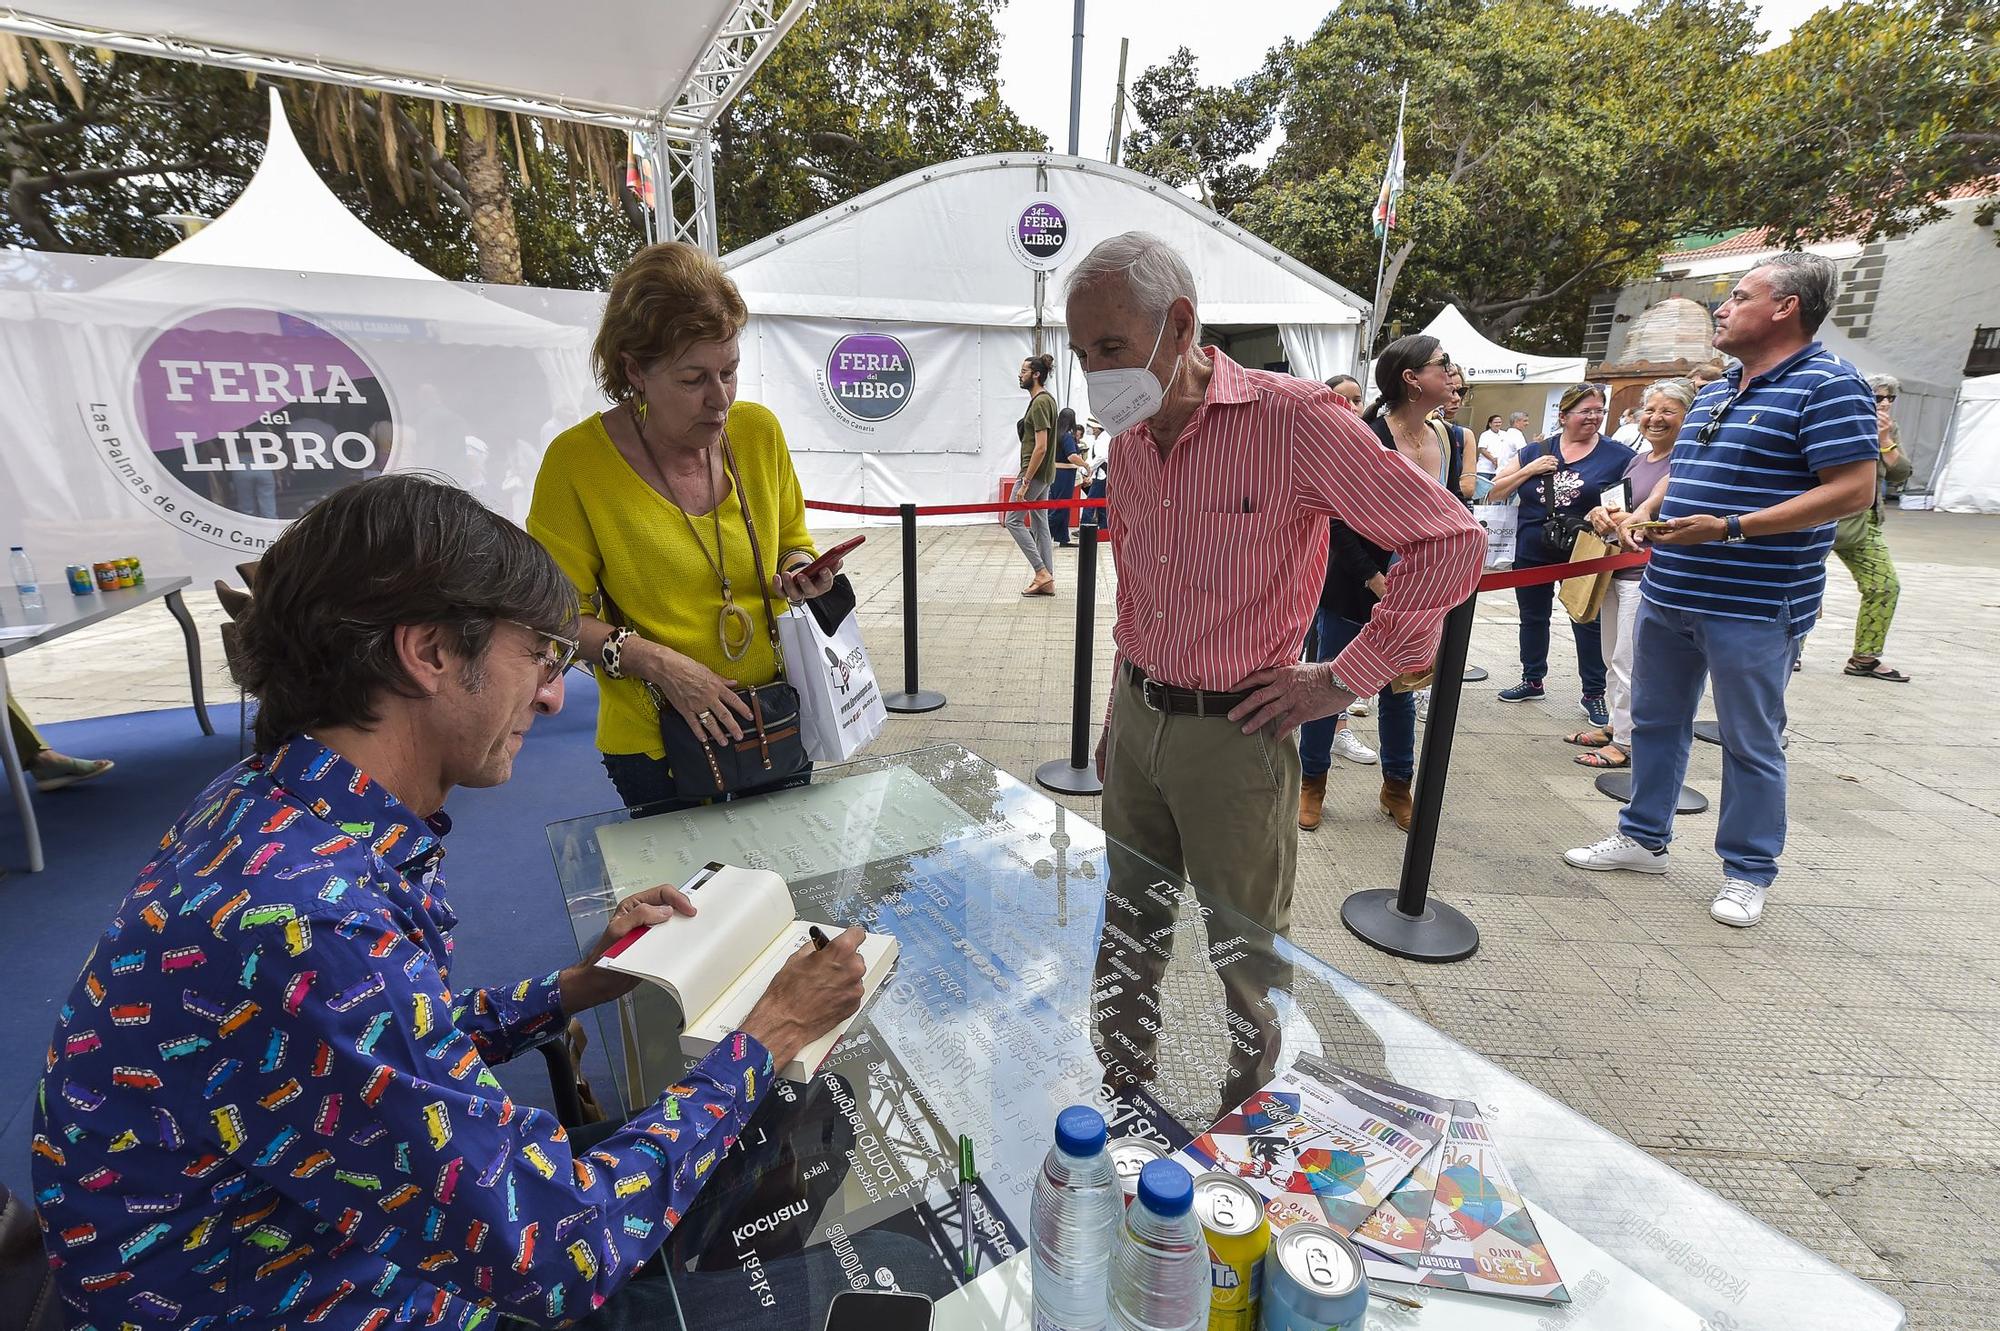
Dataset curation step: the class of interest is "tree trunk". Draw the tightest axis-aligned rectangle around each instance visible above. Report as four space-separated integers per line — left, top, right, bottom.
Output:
458 107 523 284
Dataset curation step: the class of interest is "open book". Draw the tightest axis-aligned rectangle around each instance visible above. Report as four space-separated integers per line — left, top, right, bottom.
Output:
595 862 899 1082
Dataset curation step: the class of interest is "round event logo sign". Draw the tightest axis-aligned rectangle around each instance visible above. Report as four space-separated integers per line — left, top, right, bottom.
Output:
822 332 915 427
1009 196 1069 271
132 306 394 523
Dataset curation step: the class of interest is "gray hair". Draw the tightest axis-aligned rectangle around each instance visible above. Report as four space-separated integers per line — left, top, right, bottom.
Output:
1755 252 1840 335
1643 377 1697 410
1065 231 1201 339
1865 373 1901 396
1508 411 1530 424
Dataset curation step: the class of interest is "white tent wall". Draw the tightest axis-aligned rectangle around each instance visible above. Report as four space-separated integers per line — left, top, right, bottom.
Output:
1933 375 2000 514
723 154 1367 520
1811 318 1958 488
0 251 602 588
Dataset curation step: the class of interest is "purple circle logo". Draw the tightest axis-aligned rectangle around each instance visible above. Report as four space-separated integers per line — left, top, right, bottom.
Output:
824 333 915 424
1012 200 1069 270
133 307 393 520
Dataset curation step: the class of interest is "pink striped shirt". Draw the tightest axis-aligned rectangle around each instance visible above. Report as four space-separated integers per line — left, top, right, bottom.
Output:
1107 349 1483 697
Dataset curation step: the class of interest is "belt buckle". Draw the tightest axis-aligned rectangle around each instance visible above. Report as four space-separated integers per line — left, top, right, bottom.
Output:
1140 677 1167 712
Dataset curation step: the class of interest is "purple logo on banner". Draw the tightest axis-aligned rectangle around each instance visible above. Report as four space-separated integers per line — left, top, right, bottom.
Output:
824 332 915 424
1017 201 1067 261
132 306 393 521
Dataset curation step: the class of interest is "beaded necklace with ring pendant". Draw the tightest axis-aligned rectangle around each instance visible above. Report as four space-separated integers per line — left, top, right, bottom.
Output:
629 399 756 662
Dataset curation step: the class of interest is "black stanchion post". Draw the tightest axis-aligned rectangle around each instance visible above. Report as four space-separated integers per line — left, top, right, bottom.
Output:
1340 591 1481 962
1037 517 1104 795
883 502 945 714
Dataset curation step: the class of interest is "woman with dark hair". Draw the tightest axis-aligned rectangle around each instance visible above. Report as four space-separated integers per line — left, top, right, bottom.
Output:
1010 352 1060 594
1298 335 1457 833
1048 405 1084 547
1485 383 1635 724
1324 374 1364 409
528 242 841 814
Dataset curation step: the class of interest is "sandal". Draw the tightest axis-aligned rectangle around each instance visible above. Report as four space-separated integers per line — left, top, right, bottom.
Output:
1576 744 1629 769
1844 656 1910 683
1563 727 1612 748
31 752 115 793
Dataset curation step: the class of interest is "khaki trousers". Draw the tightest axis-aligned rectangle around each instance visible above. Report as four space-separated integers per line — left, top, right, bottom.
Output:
1093 669 1298 1112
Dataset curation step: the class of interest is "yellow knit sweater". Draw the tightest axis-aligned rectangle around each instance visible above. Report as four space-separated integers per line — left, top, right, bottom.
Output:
527 403 815 759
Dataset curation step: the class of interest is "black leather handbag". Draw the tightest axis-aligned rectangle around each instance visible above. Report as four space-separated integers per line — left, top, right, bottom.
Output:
1540 441 1586 557
641 438 807 802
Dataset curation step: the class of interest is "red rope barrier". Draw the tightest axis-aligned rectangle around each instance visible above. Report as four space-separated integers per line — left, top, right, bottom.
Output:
1476 549 1647 591
806 496 1102 517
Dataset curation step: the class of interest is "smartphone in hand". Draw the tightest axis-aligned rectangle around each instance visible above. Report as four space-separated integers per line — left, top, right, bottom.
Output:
795 534 865 581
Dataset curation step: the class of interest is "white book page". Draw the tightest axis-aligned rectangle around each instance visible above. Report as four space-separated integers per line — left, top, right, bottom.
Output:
595 865 795 1022
687 924 900 1080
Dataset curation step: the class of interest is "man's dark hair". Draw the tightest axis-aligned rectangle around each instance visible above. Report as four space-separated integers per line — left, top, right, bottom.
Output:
233 474 579 752
1024 353 1055 387
1757 252 1840 335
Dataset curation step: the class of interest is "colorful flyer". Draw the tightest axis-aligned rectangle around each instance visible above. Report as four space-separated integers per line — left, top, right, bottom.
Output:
1174 1057 1440 1236
1326 1068 1456 1265
1363 1101 1570 1304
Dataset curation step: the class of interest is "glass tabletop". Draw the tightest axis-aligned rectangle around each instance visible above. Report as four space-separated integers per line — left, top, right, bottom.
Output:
545 744 1901 1331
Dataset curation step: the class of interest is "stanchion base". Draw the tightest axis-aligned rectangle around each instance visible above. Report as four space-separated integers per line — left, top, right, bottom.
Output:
1593 770 1709 814
1462 665 1489 683
884 690 947 714
1341 889 1480 963
1693 719 1786 749
1034 759 1103 796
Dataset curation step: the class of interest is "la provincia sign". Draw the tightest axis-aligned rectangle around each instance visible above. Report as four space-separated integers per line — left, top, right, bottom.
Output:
1008 195 1069 272
817 331 915 434
85 305 396 553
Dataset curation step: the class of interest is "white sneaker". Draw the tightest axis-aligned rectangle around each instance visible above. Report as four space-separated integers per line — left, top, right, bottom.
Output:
1331 729 1378 765
1416 689 1431 723
1347 699 1371 718
1710 879 1767 927
1562 834 1669 874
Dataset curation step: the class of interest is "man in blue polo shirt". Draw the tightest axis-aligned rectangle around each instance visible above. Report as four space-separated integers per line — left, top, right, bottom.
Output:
1562 253 1878 927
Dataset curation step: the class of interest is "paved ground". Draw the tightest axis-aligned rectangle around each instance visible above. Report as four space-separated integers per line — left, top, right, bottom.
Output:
11 508 1999 1326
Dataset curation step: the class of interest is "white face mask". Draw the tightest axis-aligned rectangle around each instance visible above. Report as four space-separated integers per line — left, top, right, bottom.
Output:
1084 314 1179 436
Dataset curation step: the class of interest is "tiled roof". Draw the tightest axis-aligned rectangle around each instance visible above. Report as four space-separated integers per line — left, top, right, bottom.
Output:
1662 180 1997 263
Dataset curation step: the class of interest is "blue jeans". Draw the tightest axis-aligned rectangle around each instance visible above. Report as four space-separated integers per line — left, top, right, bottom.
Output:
1513 534 1606 694
1299 610 1415 781
601 751 812 817
1049 465 1077 543
1618 599 1797 887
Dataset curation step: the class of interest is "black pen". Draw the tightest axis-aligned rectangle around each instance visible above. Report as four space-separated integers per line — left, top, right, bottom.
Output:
808 925 829 951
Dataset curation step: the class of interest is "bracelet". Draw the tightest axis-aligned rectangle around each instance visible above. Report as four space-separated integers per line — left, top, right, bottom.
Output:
601 626 633 679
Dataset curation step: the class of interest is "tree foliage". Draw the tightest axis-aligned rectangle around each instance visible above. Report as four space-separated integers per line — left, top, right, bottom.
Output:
1121 48 1274 212
711 0 1046 252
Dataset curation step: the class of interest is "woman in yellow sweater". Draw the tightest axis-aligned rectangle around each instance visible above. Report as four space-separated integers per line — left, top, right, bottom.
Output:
529 243 844 812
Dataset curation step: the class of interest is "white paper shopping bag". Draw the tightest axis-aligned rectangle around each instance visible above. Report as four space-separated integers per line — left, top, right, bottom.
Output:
1471 502 1518 570
777 604 886 763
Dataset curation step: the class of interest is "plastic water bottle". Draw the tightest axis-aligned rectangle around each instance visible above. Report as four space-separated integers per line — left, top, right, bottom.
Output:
1109 1160 1208 1331
9 547 41 615
1030 1105 1123 1331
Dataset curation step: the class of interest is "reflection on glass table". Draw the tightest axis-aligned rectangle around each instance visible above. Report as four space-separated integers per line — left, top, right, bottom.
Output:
545 744 1901 1331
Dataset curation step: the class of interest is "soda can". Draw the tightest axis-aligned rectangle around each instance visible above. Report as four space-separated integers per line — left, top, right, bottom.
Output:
65 565 94 595
1194 1173 1269 1331
128 556 144 586
116 559 136 589
1259 1223 1368 1331
1109 1138 1167 1208
93 562 119 592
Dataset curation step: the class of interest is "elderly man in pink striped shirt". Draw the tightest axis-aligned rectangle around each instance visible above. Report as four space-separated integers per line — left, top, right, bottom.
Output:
1067 233 1482 1106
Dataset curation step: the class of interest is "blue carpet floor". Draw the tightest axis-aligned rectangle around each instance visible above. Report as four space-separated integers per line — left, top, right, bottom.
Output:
0 674 624 1197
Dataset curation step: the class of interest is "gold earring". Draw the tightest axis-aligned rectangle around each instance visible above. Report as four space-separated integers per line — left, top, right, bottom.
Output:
632 394 649 427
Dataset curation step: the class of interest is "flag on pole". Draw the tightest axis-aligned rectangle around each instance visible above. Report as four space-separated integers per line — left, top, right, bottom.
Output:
1372 127 1405 240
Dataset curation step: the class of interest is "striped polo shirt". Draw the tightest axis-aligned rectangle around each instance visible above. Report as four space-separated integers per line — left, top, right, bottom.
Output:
1642 341 1877 630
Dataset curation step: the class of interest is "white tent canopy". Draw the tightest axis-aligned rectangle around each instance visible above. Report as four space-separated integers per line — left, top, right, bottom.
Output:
1415 304 1587 384
0 0 760 125
1932 375 2000 513
723 153 1369 518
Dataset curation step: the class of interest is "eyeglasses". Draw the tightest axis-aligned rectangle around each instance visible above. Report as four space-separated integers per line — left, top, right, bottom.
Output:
1426 353 1453 369
501 619 581 686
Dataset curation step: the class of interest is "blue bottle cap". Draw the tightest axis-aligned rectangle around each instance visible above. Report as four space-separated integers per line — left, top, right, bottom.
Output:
1135 1159 1194 1216
1054 1105 1108 1158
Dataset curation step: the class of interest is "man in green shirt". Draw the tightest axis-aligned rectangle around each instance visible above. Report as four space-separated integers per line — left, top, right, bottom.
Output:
1010 352 1060 595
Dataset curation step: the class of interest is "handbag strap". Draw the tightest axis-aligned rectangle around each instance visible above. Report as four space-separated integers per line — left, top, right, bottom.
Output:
718 433 787 676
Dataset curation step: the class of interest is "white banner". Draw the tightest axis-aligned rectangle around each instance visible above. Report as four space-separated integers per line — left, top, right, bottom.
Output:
749 316 987 456
0 251 603 589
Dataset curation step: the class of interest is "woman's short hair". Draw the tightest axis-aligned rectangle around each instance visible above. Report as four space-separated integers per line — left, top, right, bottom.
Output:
1557 383 1607 416
593 242 749 402
1865 373 1901 396
232 474 579 753
1643 377 1697 411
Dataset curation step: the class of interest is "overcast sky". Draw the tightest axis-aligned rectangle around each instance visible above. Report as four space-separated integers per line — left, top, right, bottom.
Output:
994 0 1835 165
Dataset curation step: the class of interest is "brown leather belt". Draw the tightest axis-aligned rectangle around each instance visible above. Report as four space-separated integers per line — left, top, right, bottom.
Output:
1123 661 1253 716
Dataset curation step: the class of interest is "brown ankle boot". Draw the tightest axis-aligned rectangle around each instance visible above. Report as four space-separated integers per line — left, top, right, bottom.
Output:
1380 777 1413 831
1298 773 1328 831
